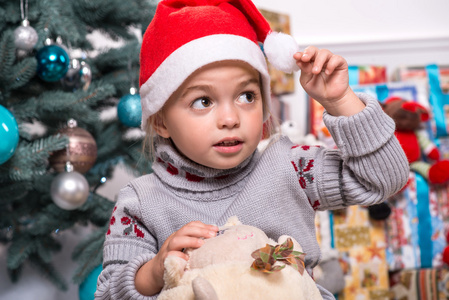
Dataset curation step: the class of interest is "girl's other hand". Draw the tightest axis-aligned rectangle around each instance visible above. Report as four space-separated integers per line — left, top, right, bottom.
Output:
135 221 218 296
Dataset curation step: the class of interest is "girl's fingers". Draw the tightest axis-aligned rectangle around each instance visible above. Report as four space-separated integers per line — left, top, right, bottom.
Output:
295 47 334 75
168 235 205 252
323 54 347 75
310 49 333 74
165 221 218 252
177 221 218 238
301 46 319 62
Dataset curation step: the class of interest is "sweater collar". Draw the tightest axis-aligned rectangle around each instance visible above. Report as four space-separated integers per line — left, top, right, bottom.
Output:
151 137 258 200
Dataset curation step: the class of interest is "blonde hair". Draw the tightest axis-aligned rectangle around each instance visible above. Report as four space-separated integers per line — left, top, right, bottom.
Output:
141 112 163 161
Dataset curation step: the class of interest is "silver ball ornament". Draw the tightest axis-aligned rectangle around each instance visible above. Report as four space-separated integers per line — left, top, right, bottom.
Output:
79 61 92 91
61 58 81 91
61 59 92 91
50 164 89 210
14 19 38 51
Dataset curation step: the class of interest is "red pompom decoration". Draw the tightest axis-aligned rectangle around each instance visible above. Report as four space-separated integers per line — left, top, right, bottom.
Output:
443 246 449 265
429 161 449 184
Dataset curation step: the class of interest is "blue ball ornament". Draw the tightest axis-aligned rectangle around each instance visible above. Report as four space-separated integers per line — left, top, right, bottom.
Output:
117 93 142 128
79 264 102 300
36 45 70 82
0 105 19 165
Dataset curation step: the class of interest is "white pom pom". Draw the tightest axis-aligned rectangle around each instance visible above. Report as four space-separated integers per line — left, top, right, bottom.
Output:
264 31 300 74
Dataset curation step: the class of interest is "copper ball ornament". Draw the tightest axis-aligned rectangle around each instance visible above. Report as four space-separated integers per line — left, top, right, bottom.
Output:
50 122 97 174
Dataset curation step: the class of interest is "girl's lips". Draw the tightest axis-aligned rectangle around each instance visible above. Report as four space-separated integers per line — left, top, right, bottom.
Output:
213 139 243 153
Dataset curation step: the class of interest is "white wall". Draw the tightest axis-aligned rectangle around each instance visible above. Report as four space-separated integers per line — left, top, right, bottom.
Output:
253 0 449 136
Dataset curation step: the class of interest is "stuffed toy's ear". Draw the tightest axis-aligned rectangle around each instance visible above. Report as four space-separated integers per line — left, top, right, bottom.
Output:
163 256 187 290
192 277 219 300
401 102 429 122
384 96 403 105
223 216 242 227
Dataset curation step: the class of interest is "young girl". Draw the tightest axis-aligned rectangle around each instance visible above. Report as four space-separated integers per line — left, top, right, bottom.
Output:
95 0 409 299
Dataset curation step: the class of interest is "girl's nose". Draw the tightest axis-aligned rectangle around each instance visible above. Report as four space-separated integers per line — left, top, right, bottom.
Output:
217 103 240 129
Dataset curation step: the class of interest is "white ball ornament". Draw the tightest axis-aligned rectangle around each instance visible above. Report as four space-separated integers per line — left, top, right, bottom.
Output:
14 19 38 52
50 162 89 210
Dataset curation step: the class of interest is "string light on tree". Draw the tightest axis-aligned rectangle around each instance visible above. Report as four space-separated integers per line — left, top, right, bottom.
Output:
0 104 20 165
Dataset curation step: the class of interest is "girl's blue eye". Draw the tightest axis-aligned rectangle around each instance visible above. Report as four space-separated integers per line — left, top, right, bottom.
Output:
238 92 255 104
191 97 212 109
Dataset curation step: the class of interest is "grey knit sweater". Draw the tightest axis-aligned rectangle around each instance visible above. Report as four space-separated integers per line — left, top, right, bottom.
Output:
95 94 409 300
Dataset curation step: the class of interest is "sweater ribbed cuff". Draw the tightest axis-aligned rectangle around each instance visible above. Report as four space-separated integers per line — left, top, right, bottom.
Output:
323 93 395 159
318 150 346 209
103 237 155 267
110 252 157 300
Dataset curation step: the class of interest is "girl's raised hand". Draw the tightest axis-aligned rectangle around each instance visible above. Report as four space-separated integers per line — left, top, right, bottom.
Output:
294 46 364 116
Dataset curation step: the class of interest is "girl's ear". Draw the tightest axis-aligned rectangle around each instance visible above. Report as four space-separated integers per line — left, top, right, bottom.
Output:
151 113 170 138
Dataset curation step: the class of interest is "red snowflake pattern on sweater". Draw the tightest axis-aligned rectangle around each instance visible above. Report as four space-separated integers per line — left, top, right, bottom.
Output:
308 197 321 210
291 157 315 189
121 207 145 238
106 206 145 238
107 206 117 235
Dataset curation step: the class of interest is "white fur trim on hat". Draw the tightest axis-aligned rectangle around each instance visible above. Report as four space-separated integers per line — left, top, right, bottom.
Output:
139 34 271 130
264 31 300 74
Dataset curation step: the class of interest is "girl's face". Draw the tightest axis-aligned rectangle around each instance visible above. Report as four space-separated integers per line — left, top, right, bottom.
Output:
155 60 264 170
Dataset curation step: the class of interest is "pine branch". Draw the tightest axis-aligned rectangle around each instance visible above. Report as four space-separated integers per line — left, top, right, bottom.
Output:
28 204 79 236
124 143 153 176
7 234 37 270
28 253 68 291
35 0 83 47
36 235 63 263
72 224 108 284
7 57 38 90
8 134 69 181
31 83 115 130
82 193 115 226
96 122 123 157
0 181 34 203
89 156 123 176
0 30 15 78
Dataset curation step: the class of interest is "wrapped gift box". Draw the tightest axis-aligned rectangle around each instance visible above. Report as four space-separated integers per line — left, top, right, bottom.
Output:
315 206 390 300
385 172 447 271
389 267 449 300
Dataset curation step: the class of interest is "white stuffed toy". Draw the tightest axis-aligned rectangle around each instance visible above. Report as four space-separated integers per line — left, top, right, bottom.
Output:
280 120 326 147
157 216 323 300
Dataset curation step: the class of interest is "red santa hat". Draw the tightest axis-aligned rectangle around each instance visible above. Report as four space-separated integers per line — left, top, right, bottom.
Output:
139 0 300 129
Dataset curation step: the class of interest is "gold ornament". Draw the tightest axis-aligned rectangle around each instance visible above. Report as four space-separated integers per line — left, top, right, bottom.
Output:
50 119 97 174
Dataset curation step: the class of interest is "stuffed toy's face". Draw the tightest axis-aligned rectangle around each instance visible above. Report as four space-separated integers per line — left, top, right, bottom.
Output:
382 99 422 131
186 224 270 270
392 108 421 131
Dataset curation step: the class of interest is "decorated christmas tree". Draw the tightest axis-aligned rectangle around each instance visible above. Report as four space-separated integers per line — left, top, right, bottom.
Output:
0 0 156 292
